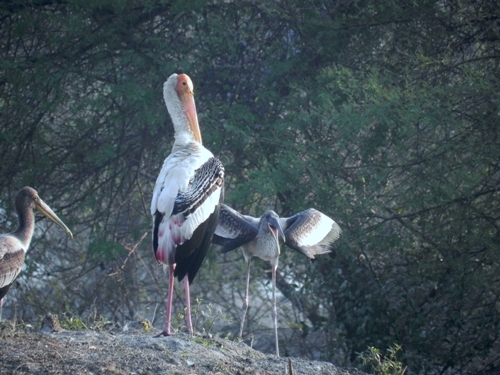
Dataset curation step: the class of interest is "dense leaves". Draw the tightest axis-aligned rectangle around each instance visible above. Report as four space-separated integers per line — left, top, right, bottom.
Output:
0 0 499 373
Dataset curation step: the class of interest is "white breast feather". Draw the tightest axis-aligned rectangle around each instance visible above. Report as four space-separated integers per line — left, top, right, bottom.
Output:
156 168 190 215
150 157 174 215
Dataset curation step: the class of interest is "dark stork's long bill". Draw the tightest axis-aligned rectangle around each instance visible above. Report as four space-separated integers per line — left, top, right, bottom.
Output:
213 204 341 356
0 187 73 318
151 73 224 336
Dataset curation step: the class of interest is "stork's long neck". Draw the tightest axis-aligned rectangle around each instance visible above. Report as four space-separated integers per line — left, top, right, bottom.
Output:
164 76 202 146
13 207 35 249
173 130 199 147
171 141 201 156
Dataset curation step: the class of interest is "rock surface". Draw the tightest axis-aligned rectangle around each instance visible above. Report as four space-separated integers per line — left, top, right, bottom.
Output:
0 324 368 375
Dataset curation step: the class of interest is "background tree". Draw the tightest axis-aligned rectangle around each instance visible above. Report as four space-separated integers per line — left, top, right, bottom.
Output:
0 0 499 373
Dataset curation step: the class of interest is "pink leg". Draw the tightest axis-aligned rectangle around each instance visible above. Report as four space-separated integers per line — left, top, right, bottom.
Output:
184 277 193 334
239 258 252 337
157 264 175 336
271 264 280 356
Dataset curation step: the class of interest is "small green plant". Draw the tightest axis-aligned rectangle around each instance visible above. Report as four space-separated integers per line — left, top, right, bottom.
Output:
192 296 202 329
141 319 151 333
199 303 220 334
0 319 19 333
89 314 113 331
173 310 185 333
191 295 230 335
60 316 87 331
358 344 406 375
192 334 217 348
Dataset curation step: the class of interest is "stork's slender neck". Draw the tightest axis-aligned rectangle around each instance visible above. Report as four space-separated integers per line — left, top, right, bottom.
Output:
13 206 35 249
171 140 201 155
173 131 198 146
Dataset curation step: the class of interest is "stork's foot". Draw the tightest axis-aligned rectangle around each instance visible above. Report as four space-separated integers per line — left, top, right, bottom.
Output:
181 327 195 335
154 330 173 337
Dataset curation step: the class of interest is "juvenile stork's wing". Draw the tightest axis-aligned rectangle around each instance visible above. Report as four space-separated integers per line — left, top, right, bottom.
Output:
281 208 341 259
0 237 26 297
213 204 258 253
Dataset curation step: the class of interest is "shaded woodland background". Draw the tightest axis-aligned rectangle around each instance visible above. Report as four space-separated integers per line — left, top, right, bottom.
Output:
0 0 499 374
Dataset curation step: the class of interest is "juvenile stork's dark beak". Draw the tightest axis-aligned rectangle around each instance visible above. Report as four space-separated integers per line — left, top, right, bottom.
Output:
35 198 73 239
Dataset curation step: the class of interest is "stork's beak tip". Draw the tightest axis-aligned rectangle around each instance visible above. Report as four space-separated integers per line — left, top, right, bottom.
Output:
36 201 74 240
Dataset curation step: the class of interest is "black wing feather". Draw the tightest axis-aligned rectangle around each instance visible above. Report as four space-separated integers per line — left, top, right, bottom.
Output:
172 158 225 283
212 204 258 253
173 157 224 217
175 202 221 283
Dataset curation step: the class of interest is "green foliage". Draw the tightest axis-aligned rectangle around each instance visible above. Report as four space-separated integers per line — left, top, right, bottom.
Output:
89 314 114 332
47 312 115 331
60 316 88 331
358 344 406 375
89 237 127 262
190 294 231 337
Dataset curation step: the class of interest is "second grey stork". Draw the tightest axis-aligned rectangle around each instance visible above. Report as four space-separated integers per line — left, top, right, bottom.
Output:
0 187 73 318
151 73 224 336
213 204 341 356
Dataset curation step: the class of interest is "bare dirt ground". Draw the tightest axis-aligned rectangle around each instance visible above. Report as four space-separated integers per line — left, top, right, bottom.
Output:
0 317 367 375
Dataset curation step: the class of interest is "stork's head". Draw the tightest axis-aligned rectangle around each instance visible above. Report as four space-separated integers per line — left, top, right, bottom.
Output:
263 210 285 245
16 187 73 239
163 73 202 144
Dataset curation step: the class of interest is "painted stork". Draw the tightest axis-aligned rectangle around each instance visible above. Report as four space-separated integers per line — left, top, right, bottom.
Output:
151 73 224 336
0 187 73 318
213 204 341 356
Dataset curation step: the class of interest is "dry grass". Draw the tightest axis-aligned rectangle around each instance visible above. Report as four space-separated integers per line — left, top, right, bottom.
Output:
0 318 367 375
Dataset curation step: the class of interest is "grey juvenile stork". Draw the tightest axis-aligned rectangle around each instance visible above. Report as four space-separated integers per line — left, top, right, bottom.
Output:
0 187 73 318
151 73 224 336
213 204 341 356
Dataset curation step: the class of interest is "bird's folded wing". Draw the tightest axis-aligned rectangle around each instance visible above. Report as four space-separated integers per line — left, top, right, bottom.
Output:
281 208 341 259
173 157 224 237
153 157 224 264
213 204 258 253
0 247 25 289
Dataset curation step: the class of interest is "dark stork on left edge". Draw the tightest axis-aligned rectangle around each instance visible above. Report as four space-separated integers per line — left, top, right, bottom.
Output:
151 73 224 336
0 187 73 318
213 204 341 356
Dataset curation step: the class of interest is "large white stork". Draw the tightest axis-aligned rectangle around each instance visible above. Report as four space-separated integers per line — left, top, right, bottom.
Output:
0 187 73 318
213 204 341 356
151 73 224 336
